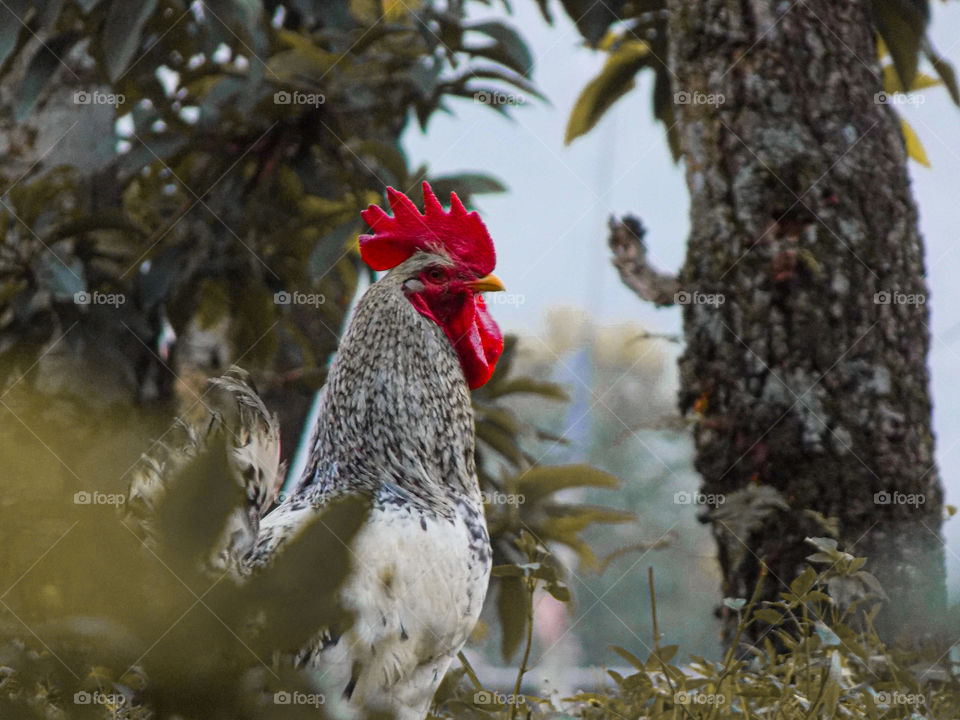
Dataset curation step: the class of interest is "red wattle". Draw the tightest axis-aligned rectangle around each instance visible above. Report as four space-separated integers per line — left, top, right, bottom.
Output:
444 294 503 389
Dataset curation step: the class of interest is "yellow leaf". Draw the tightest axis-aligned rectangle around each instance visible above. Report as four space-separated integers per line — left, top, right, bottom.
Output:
565 40 650 144
876 33 888 60
882 65 941 93
597 29 619 51
383 0 418 19
900 117 930 167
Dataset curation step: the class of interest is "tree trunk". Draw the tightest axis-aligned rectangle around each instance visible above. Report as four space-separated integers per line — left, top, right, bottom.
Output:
665 0 945 645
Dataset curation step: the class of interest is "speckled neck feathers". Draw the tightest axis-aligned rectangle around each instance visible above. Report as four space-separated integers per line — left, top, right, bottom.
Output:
296 254 481 516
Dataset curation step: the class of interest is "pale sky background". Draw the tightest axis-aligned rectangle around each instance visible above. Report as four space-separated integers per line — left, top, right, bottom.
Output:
403 2 960 589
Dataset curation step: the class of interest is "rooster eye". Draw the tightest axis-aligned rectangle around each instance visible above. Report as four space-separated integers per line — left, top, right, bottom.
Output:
424 267 446 283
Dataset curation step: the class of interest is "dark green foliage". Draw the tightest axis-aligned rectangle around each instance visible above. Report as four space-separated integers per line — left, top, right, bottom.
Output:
0 0 532 424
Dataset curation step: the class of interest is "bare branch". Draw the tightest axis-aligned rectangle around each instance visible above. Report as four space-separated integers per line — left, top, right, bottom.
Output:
607 215 680 307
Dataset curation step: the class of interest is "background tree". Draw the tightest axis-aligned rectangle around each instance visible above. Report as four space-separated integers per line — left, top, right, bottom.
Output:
559 0 957 644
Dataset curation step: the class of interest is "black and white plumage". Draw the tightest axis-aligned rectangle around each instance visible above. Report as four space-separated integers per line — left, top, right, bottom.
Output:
246 251 492 718
129 250 499 720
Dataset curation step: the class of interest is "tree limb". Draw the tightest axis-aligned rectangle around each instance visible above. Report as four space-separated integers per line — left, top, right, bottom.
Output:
607 215 679 307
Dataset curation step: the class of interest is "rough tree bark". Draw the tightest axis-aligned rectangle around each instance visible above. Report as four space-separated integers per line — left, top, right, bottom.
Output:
662 0 945 644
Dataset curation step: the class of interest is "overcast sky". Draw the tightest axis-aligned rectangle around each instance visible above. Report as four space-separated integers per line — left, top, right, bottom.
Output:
403 2 960 588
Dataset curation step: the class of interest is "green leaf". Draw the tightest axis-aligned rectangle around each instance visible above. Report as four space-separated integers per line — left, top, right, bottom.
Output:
103 0 158 82
491 563 526 578
881 65 939 93
557 0 626 46
514 464 620 505
926 46 960 106
486 377 569 402
496 576 528 661
805 536 839 555
610 645 644 670
17 33 78 120
753 608 784 625
428 173 507 202
647 644 678 667
790 566 817 597
350 140 409 187
465 20 534 77
566 40 650 144
652 65 681 161
871 0 928 91
0 0 29 72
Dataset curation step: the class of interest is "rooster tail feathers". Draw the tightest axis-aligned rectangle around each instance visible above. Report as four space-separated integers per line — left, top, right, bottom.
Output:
207 367 286 518
126 366 285 566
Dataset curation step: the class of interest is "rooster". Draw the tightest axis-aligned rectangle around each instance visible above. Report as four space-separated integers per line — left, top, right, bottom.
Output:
128 182 505 720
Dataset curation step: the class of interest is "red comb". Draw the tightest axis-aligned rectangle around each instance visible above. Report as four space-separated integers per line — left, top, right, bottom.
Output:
359 182 496 276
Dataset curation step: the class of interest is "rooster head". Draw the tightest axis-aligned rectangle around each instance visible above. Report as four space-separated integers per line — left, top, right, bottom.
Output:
359 182 505 389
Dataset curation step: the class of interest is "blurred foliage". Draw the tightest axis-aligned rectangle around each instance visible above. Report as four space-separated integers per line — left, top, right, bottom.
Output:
0 393 368 719
0 0 634 716
432 537 960 719
555 0 958 162
0 0 538 441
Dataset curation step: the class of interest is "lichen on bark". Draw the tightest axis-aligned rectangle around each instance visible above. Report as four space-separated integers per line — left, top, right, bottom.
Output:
665 0 945 645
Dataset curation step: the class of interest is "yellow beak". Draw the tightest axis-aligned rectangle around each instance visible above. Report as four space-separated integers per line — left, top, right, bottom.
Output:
467 273 506 293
